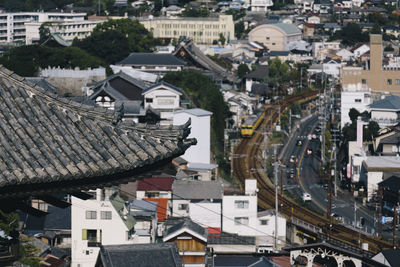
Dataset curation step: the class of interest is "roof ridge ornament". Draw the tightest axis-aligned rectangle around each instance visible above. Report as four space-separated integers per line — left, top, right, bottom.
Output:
112 102 124 125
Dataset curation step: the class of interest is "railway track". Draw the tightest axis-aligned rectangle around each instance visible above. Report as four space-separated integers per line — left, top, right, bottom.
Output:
232 91 391 253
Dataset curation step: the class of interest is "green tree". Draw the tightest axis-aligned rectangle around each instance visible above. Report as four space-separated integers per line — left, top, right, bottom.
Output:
349 108 361 122
235 21 245 39
367 120 380 138
73 19 157 64
0 210 19 235
219 33 226 45
330 23 369 46
237 63 250 79
181 5 209 17
371 23 381 34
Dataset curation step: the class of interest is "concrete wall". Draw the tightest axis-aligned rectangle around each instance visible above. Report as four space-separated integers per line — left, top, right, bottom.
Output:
222 195 258 235
189 202 221 228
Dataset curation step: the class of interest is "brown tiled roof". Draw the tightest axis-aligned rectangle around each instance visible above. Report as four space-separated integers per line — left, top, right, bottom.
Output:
0 67 195 201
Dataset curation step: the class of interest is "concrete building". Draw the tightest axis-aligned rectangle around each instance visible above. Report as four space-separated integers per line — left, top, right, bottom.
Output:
222 179 286 247
173 108 212 164
139 15 234 44
251 0 274 12
369 95 400 127
322 59 341 78
25 19 103 45
248 23 302 51
0 11 87 44
71 190 139 267
342 34 400 95
340 86 371 128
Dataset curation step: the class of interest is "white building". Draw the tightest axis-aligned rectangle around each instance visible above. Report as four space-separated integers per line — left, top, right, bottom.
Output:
0 12 88 44
322 59 342 78
336 48 354 61
351 44 370 58
307 15 320 24
369 95 400 128
251 0 274 12
71 189 140 267
173 108 212 164
25 19 103 45
312 42 341 60
222 179 286 247
142 82 183 123
340 85 371 128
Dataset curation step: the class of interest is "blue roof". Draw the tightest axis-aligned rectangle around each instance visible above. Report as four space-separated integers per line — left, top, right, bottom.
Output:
370 95 400 110
273 23 301 35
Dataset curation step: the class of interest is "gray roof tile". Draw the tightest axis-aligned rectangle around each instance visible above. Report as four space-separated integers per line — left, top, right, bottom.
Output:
0 67 195 199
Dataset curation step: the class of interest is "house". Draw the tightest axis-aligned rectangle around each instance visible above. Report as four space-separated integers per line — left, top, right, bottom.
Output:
87 71 147 109
109 64 158 84
173 108 213 165
336 48 354 61
248 23 302 51
372 249 400 267
172 180 223 230
142 82 183 123
251 0 274 12
214 255 278 267
245 65 269 92
208 232 256 253
222 179 286 249
313 0 333 14
374 127 400 156
369 95 400 128
350 44 370 58
307 15 320 24
163 218 209 267
361 156 400 200
94 243 182 267
129 199 158 243
322 59 342 78
294 0 313 12
163 5 183 17
71 190 139 267
312 41 341 60
116 53 186 76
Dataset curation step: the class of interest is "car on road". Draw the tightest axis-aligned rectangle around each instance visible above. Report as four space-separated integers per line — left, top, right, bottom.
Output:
306 148 313 155
290 155 296 163
296 140 303 146
302 193 312 202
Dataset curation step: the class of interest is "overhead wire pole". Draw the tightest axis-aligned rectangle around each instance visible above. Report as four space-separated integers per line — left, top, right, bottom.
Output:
272 144 283 251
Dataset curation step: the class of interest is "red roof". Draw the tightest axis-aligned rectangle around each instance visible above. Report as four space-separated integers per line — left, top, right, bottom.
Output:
143 198 168 222
206 227 221 237
137 177 173 191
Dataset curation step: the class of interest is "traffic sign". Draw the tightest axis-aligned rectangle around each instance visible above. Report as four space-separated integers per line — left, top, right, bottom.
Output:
381 216 386 224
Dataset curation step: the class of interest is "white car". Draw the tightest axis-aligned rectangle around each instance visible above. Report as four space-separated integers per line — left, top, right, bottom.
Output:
302 193 312 202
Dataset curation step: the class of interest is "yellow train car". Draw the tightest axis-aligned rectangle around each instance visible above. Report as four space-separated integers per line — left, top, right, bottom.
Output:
240 111 265 138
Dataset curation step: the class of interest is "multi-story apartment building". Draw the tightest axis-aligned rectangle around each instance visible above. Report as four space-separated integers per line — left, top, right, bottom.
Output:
139 15 234 44
0 11 101 44
342 34 400 95
25 19 104 44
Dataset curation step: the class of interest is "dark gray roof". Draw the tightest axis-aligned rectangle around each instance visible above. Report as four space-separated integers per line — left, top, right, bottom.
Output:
172 180 223 200
370 95 400 110
378 249 400 266
245 65 269 80
130 199 158 212
378 175 400 192
89 71 147 101
164 218 208 241
208 232 255 245
98 243 182 267
43 205 71 231
0 66 195 201
379 130 400 145
117 52 186 66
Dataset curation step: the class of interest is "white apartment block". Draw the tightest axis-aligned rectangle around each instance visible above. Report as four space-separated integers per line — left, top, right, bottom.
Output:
139 15 235 44
25 19 104 44
71 189 141 267
0 11 87 44
222 179 286 244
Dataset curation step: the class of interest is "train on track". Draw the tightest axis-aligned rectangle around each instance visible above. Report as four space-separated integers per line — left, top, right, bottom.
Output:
240 110 265 137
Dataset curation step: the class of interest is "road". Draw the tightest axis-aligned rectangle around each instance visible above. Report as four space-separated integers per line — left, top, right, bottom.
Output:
280 114 379 236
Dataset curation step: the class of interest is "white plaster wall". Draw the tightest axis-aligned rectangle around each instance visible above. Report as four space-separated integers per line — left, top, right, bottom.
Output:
189 202 221 228
222 195 258 236
367 171 383 200
71 196 135 267
144 89 180 110
173 110 211 164
340 90 371 128
172 199 190 217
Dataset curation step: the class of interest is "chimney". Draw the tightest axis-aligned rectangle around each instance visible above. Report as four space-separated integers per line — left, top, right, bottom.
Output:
369 34 382 73
357 116 363 148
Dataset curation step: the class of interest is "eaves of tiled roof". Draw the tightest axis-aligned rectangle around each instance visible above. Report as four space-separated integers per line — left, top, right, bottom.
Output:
0 66 196 202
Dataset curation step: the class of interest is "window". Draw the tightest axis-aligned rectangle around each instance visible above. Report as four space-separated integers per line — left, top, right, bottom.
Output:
388 79 392 85
178 204 188 210
82 229 97 242
146 98 153 103
354 99 361 103
86 211 97 219
272 43 276 45
100 211 112 220
234 200 249 209
266 37 270 40
260 219 269 225
234 217 249 225
396 79 400 85
362 79 366 84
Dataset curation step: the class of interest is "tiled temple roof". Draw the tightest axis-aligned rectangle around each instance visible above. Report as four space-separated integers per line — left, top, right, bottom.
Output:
0 66 195 202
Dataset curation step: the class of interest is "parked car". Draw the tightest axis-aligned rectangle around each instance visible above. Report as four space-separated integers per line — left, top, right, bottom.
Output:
296 140 303 146
306 148 313 155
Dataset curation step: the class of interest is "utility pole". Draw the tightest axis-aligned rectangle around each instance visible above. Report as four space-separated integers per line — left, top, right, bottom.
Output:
272 144 283 251
393 201 397 248
327 169 333 220
98 0 101 16
378 186 383 237
289 109 292 135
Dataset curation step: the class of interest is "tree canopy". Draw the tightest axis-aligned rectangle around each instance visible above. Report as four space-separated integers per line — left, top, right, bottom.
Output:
330 23 369 46
72 19 157 64
0 45 106 77
237 63 250 79
162 70 229 155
